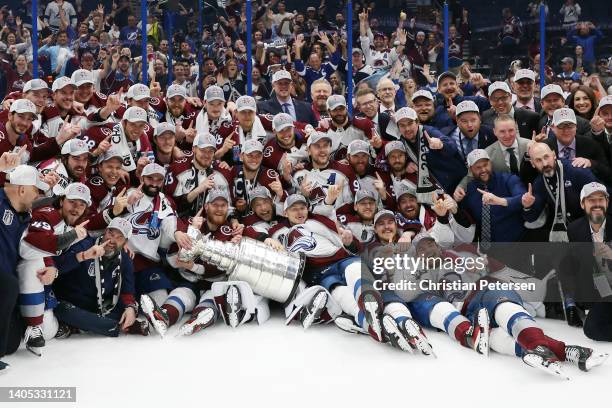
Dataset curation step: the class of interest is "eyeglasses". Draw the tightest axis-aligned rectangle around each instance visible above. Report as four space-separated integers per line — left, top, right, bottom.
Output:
360 99 378 107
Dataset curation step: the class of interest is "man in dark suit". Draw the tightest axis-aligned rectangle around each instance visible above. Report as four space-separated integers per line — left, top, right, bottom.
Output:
512 69 542 113
256 70 318 126
538 84 591 136
590 96 612 164
481 81 540 140
563 182 612 337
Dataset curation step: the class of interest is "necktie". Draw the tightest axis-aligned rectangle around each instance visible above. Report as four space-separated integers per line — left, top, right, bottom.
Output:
507 147 519 174
480 186 491 252
562 146 573 160
282 103 295 120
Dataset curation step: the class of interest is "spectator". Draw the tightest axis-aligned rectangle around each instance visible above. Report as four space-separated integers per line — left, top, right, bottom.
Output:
558 57 581 82
559 0 581 28
294 33 340 100
567 85 598 121
498 8 523 54
216 58 245 102
0 54 31 94
44 0 77 33
119 15 139 56
567 22 604 74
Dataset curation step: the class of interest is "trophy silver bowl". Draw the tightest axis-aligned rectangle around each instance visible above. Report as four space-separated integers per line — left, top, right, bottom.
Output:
180 235 305 304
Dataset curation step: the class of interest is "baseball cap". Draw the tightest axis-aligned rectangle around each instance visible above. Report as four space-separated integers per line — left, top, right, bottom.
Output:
598 95 612 110
154 122 176 137
411 89 434 102
384 140 406 156
249 186 272 203
52 76 75 92
347 140 370 156
193 132 217 149
71 69 94 87
204 85 225 103
306 131 332 147
7 165 49 191
243 139 264 154
126 84 151 101
236 95 257 112
412 231 435 250
123 106 148 123
307 6 316 11
455 100 480 117
354 189 378 204
98 147 123 163
326 94 347 111
394 107 418 122
64 182 92 206
61 139 90 156
107 217 133 240
118 54 130 61
394 182 417 201
540 84 564 100
437 71 457 87
283 194 308 211
373 209 395 225
9 99 37 115
272 70 292 83
273 113 294 132
166 84 187 99
561 57 574 65
466 149 490 167
488 81 511 95
23 79 49 93
352 48 364 56
141 163 166 177
514 69 535 82
552 108 577 126
205 188 229 204
580 182 609 201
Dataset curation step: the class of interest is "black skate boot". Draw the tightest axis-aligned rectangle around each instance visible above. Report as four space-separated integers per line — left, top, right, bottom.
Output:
300 289 328 330
523 345 568 379
565 345 609 372
24 325 45 357
464 307 490 357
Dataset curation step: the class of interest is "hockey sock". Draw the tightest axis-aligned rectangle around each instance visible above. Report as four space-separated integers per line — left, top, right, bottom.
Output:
494 301 549 352
490 328 522 357
162 287 196 326
147 289 168 306
192 299 216 317
331 285 361 325
383 302 412 324
429 301 470 346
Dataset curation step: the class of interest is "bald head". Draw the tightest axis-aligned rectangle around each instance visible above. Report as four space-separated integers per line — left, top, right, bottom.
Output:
529 142 557 177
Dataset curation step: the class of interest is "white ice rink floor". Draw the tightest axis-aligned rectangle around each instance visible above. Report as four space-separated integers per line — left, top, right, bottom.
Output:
2 314 611 408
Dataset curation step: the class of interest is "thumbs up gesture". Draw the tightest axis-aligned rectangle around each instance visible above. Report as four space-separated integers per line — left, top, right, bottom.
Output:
521 183 535 208
423 130 443 150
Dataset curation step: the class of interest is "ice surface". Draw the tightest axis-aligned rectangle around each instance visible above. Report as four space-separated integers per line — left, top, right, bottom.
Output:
2 314 611 408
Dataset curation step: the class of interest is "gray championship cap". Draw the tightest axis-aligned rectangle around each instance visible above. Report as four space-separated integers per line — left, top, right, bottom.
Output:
64 182 92 206
107 217 133 239
283 193 308 211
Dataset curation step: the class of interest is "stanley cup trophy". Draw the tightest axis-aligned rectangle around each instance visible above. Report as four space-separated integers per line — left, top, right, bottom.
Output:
180 231 305 304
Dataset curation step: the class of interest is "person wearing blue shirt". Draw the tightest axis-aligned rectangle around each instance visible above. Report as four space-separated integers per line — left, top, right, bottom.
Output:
293 33 341 101
567 22 604 72
434 71 491 131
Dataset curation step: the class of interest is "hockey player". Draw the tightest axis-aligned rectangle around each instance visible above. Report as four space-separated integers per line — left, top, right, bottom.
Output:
194 85 233 140
70 69 109 129
52 218 148 337
151 84 200 149
37 139 90 196
377 140 417 199
149 122 183 168
18 183 92 355
337 189 378 245
262 112 308 176
35 77 78 147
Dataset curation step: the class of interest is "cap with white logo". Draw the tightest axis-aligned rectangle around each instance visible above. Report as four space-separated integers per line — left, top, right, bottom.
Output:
412 231 435 250
580 182 609 201
61 139 90 156
394 182 417 201
242 139 264 154
236 95 257 112
273 113 294 132
249 186 272 203
204 86 225 103
514 69 536 82
126 84 151 101
123 106 148 123
326 94 347 111
598 95 612 110
154 122 176 137
306 131 332 147
205 188 229 204
283 194 308 211
347 139 370 156
394 107 418 122
71 69 94 87
373 209 395 225
193 133 217 149
9 99 37 115
540 84 564 100
456 100 480 117
272 70 292 83
552 108 577 126
141 163 166 177
385 140 406 156
64 182 92 206
488 81 511 95
466 149 490 167
354 189 379 204
7 165 49 191
23 79 49 93
99 147 123 163
166 84 187 99
107 217 133 240
52 76 75 92
411 89 434 102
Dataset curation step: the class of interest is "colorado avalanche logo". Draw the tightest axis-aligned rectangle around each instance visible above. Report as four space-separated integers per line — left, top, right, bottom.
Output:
127 212 161 240
285 226 317 253
263 146 273 158
90 176 104 186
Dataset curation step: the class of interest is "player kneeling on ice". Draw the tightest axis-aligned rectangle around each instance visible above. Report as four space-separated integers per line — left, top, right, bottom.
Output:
51 218 148 338
407 233 608 379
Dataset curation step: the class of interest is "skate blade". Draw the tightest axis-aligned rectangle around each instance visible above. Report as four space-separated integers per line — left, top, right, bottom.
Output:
586 352 610 371
404 319 436 358
302 292 328 330
476 308 490 358
382 316 413 353
523 354 570 380
226 286 242 328
363 298 382 342
178 308 216 337
26 346 43 357
334 316 367 335
141 296 167 338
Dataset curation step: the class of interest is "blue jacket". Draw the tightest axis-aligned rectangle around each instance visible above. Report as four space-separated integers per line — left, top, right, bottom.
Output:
52 237 135 313
440 124 497 163
0 189 31 277
524 160 596 224
433 94 491 132
294 51 341 100
463 172 527 242
567 28 604 64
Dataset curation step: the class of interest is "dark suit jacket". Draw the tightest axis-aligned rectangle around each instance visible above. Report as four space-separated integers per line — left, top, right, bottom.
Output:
545 135 612 186
538 112 591 137
257 97 318 126
482 107 540 140
513 98 542 114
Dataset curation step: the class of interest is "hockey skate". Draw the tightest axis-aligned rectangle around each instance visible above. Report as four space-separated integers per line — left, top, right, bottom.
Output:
565 345 609 372
55 323 73 339
300 289 328 330
358 290 383 342
522 345 568 380
24 325 45 357
382 314 413 353
401 317 436 357
177 307 217 336
125 318 150 336
140 295 169 338
464 308 490 357
334 314 368 335
0 360 9 374
224 285 246 328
